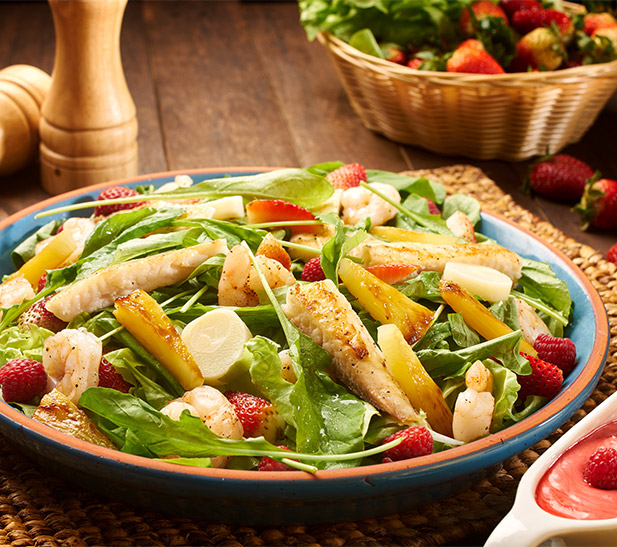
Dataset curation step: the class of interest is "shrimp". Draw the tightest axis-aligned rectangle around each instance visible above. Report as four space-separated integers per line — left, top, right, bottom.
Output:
516 298 551 345
340 182 401 226
452 360 495 443
42 328 102 404
0 274 35 310
218 244 295 307
161 385 243 467
278 349 297 384
445 211 477 243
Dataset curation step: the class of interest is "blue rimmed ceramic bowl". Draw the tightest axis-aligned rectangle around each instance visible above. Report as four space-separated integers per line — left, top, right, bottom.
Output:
0 168 610 525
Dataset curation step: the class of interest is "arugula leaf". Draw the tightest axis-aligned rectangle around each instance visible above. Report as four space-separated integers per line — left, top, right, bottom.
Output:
442 194 482 226
518 258 572 322
173 218 267 251
319 213 368 285
111 227 205 264
169 169 333 209
104 348 176 410
418 330 530 379
448 312 481 349
10 220 61 269
398 271 443 302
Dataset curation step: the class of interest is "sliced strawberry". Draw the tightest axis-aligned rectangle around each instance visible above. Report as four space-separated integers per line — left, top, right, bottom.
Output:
225 391 285 444
301 256 326 282
326 163 367 190
245 199 319 234
98 357 133 393
256 233 292 270
517 352 563 401
258 446 295 471
94 186 145 217
365 264 419 285
18 296 67 333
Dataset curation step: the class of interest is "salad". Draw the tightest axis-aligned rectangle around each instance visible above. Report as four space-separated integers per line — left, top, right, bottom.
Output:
0 163 576 472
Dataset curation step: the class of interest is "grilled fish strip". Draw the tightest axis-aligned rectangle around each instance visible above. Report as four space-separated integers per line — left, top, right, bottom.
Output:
350 239 522 282
47 239 228 322
282 279 418 425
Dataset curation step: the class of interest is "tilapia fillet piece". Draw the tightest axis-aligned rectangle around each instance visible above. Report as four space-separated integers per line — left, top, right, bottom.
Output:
351 239 522 282
47 239 228 322
282 279 418 425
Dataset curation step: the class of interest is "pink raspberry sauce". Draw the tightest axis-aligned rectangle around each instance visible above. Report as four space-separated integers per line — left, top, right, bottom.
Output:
536 421 617 520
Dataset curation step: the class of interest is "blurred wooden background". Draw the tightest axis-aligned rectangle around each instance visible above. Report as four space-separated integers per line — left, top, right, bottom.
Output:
0 0 616 255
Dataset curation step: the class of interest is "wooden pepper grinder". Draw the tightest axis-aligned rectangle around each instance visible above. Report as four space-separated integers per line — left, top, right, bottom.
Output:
40 0 138 194
0 65 51 178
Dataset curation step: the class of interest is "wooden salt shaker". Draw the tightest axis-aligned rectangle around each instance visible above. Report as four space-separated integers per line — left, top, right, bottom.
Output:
0 65 51 178
40 0 138 194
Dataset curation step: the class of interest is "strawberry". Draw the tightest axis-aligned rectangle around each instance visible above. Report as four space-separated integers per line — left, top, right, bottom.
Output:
94 186 145 217
383 45 406 65
533 333 577 375
511 9 574 43
18 296 67 333
499 0 542 19
37 272 47 293
301 256 326 282
446 39 505 74
326 163 367 190
381 426 433 463
258 446 295 472
407 58 423 70
592 24 617 53
0 358 47 403
517 353 563 401
584 447 617 489
256 233 292 270
510 27 565 71
225 391 285 444
584 13 617 36
574 177 617 230
245 199 319 234
525 154 594 202
459 1 508 37
424 198 441 215
607 243 617 265
98 357 132 393
365 264 419 285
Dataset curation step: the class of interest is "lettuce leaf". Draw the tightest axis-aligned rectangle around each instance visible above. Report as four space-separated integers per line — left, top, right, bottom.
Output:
0 325 54 366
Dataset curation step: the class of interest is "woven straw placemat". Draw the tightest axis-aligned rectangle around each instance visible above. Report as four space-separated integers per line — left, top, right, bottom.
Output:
1 165 616 547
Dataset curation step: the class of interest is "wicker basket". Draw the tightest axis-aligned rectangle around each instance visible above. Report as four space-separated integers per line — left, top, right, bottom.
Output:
317 10 617 161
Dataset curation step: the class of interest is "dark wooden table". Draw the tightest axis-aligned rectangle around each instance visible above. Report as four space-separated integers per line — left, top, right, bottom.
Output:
0 1 616 544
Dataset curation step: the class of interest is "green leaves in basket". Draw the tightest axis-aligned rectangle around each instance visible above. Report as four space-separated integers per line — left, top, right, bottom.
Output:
349 29 384 59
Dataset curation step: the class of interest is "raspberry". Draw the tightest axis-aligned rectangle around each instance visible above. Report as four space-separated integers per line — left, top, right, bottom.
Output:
517 353 563 401
94 186 144 217
0 358 47 403
98 358 132 393
381 426 433 463
18 296 67 333
258 446 295 471
301 256 326 282
583 447 617 490
326 163 367 190
533 333 577 375
607 243 617 265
